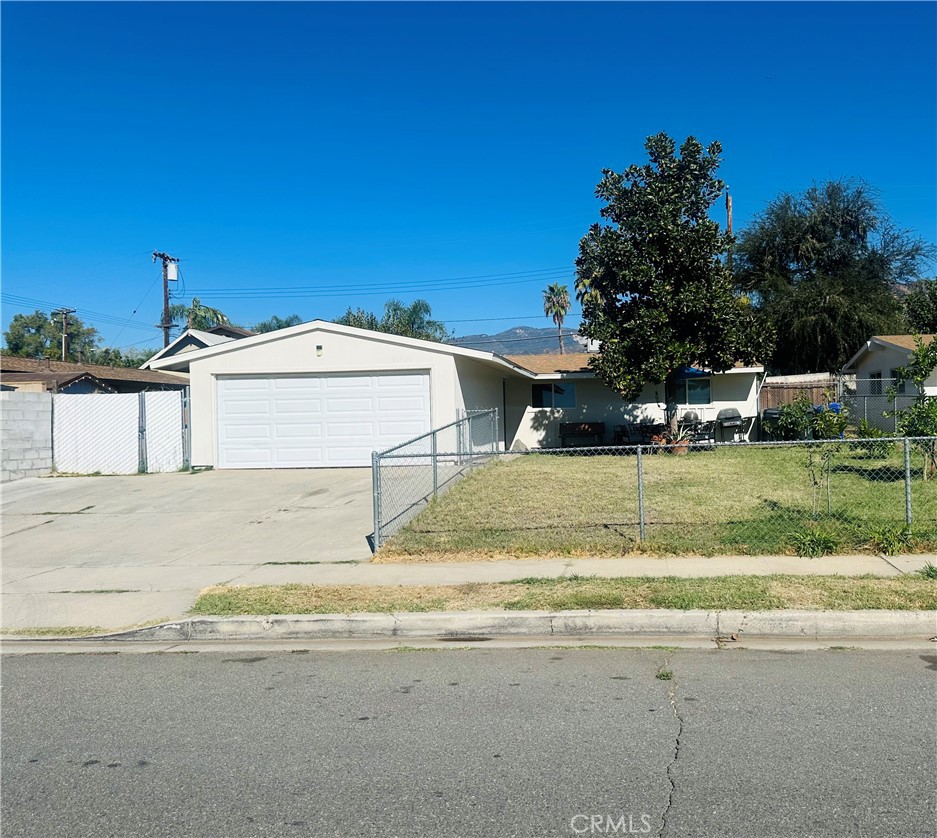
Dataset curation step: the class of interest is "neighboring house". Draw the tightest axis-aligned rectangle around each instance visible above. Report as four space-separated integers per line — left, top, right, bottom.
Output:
841 335 937 397
144 320 765 469
141 325 256 371
0 356 189 393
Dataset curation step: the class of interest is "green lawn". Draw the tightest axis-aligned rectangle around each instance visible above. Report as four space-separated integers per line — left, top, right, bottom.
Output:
380 445 937 559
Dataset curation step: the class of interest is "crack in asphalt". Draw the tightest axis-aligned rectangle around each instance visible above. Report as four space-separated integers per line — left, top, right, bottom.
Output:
657 654 685 838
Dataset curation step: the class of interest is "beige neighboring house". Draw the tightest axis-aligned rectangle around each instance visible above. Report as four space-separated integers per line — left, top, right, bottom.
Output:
144 319 764 470
842 335 937 396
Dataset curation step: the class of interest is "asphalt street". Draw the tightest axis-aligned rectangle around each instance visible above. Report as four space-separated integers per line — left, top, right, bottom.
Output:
2 648 935 838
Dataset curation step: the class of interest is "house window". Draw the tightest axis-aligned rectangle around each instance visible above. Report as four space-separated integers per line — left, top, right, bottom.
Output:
869 372 882 396
682 378 712 405
532 382 577 408
889 369 908 395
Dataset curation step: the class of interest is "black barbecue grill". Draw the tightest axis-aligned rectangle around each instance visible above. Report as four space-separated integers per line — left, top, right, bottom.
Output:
716 408 744 441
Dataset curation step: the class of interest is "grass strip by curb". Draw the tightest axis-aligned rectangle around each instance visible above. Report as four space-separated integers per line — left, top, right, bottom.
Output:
1 616 176 640
190 575 937 616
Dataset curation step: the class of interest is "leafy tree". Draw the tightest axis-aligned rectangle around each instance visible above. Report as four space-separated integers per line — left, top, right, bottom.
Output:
167 297 230 331
543 282 570 354
3 310 99 362
575 132 771 426
86 347 157 368
334 299 449 342
890 336 937 478
253 314 303 333
735 179 934 373
903 279 937 334
334 307 381 331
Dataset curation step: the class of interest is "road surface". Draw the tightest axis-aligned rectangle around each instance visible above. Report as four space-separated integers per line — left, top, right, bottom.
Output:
2 647 935 837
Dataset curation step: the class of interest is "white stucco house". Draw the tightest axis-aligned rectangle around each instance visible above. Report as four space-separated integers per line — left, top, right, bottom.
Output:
144 320 764 469
841 334 937 396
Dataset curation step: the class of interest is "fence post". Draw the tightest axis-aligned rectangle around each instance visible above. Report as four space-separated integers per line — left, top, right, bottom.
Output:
490 408 496 452
903 437 913 529
636 445 646 542
372 451 382 550
181 387 191 470
468 415 474 463
432 430 439 497
137 392 148 474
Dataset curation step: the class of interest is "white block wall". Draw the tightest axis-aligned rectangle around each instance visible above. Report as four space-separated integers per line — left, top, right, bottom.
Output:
1 391 53 482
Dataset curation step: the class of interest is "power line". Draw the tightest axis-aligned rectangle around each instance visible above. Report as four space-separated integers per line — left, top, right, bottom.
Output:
1 293 159 334
449 330 582 346
183 266 577 300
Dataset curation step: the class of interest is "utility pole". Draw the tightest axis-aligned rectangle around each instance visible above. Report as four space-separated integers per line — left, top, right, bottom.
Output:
725 188 734 272
152 251 180 347
51 308 76 361
725 188 733 237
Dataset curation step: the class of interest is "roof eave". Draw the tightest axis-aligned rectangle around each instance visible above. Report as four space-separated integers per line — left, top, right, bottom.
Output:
147 319 526 372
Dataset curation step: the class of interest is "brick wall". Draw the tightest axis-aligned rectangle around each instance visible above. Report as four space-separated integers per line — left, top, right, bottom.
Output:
1 391 53 482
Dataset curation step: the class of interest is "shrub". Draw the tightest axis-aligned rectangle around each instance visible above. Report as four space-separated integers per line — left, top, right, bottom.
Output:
769 393 815 440
864 525 915 556
790 528 838 558
851 420 891 458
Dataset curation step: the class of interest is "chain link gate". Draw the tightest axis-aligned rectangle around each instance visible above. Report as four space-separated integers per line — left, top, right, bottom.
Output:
372 409 499 548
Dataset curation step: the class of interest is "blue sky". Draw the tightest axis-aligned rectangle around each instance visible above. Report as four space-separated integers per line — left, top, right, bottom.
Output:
3 1 935 353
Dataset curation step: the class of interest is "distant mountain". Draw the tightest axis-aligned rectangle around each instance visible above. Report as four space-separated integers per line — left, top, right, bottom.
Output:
448 326 583 356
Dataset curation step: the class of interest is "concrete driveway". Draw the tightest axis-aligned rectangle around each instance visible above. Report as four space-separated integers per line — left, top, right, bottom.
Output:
1 469 374 630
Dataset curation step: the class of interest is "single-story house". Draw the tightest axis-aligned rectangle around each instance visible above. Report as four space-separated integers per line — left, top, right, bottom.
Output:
841 334 936 396
0 356 189 393
145 320 765 469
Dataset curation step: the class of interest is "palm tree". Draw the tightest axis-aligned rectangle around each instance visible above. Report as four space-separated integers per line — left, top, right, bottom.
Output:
167 297 230 331
543 283 570 354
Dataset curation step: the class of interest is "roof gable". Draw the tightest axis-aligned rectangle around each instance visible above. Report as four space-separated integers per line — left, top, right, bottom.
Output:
146 319 532 373
842 334 935 372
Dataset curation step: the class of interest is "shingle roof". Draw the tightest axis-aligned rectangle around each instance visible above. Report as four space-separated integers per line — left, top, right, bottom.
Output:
872 335 935 351
503 353 595 374
503 354 761 375
0 355 188 385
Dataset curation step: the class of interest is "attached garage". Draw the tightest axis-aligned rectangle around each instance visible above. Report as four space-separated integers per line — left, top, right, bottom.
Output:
145 320 513 470
216 372 431 468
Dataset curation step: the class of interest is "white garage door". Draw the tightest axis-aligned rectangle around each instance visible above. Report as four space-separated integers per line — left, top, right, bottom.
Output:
216 373 431 468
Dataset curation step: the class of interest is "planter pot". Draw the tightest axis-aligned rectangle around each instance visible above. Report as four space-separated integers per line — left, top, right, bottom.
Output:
669 439 690 456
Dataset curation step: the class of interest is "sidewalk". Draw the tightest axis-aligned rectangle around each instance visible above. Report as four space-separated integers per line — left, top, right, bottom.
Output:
2 553 931 631
223 553 931 587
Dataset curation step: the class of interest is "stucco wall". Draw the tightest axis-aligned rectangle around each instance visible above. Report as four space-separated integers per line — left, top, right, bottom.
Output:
1 391 53 482
454 357 507 444
187 328 504 467
507 373 760 449
852 345 937 395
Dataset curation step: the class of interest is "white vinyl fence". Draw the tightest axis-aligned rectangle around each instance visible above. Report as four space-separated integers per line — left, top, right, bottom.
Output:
53 390 189 475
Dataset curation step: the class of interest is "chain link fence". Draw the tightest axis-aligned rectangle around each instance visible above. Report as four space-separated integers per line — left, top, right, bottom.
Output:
839 392 919 434
375 436 937 557
372 409 499 548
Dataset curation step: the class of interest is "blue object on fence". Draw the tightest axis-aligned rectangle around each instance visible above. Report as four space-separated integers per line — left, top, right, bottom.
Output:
829 402 842 413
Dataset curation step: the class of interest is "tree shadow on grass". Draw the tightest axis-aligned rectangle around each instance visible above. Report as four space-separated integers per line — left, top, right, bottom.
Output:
829 464 919 483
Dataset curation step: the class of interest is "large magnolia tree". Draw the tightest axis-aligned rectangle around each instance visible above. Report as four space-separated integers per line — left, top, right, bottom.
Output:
576 133 771 415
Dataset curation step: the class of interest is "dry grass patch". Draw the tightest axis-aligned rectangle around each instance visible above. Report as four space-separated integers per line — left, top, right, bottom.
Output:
1 626 104 638
191 575 937 616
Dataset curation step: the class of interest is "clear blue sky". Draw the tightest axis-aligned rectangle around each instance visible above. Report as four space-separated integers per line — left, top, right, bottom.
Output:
3 1 935 353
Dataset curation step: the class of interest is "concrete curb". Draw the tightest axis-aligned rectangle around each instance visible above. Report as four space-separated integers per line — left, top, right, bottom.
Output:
66 609 937 642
